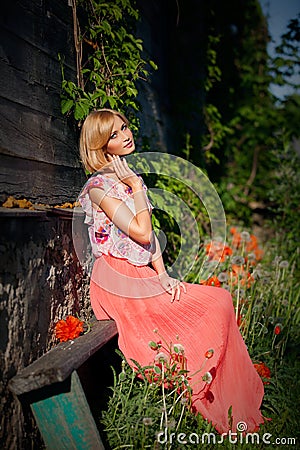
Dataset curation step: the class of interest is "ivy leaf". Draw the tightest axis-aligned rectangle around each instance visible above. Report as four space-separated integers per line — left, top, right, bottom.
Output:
61 99 74 115
149 60 158 70
74 100 90 120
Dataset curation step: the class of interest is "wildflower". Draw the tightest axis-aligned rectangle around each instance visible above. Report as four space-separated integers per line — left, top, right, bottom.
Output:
167 418 176 429
119 372 126 382
237 313 245 329
149 340 161 351
240 231 251 242
272 256 282 265
202 371 213 384
222 284 230 291
217 272 228 283
274 324 282 335
173 343 185 354
234 288 245 299
247 252 257 262
205 241 233 262
155 352 168 363
253 362 271 384
231 255 245 266
55 315 84 342
200 276 221 287
142 417 153 426
279 260 289 269
205 349 214 359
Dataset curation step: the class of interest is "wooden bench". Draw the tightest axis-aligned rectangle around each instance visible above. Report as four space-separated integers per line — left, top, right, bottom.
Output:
8 319 118 450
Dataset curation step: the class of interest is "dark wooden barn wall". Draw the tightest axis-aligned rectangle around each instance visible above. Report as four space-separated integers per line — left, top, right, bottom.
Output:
0 0 86 204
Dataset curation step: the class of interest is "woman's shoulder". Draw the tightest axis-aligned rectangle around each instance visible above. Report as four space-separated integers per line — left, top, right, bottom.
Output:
81 172 115 194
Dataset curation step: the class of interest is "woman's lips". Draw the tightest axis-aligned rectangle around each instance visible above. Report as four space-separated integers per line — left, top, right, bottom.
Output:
124 140 133 148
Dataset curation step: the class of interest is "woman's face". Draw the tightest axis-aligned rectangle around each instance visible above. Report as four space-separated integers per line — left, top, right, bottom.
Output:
106 115 135 156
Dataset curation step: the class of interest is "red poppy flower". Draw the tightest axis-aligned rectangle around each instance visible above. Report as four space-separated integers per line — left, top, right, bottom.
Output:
200 276 221 287
254 362 271 384
206 242 233 262
274 325 281 335
55 316 84 342
205 349 214 359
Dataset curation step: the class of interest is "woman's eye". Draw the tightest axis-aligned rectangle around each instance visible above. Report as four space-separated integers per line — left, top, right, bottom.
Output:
121 123 127 131
110 132 117 139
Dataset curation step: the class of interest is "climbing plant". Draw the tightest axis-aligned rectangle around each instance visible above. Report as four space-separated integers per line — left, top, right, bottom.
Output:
201 34 232 165
59 0 157 127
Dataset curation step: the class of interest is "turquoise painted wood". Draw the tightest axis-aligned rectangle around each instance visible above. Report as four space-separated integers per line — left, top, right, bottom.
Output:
31 371 105 450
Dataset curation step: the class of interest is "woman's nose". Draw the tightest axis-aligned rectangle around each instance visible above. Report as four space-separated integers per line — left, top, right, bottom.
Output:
121 131 129 140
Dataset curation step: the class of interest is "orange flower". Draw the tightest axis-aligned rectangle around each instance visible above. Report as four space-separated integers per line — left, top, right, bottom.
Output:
200 276 221 287
229 228 264 261
205 242 233 262
55 315 84 342
254 362 271 384
237 311 246 330
230 267 254 288
230 228 241 248
205 349 214 359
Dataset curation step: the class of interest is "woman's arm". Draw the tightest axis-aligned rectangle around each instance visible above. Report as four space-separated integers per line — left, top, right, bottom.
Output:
89 155 152 245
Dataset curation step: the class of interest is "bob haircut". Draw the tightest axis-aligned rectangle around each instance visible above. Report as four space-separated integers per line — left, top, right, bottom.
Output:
79 109 129 173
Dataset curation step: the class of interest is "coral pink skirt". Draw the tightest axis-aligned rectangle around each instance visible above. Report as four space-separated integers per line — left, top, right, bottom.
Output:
90 254 264 434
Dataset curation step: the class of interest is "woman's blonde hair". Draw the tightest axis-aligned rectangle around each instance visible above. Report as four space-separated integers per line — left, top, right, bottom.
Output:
79 108 129 173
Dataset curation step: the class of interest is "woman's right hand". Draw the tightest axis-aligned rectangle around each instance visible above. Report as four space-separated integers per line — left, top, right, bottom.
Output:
108 154 142 190
158 272 186 302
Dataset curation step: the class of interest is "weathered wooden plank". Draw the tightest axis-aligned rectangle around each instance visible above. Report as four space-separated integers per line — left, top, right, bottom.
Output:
0 154 86 204
31 371 105 450
8 320 118 396
1 0 76 67
0 97 80 168
0 27 76 117
0 207 48 218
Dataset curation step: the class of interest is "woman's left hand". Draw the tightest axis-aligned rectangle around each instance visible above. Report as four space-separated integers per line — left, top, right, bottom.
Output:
158 272 186 302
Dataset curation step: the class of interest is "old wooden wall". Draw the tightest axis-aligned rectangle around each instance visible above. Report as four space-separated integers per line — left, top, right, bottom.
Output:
0 210 92 450
0 1 89 449
0 0 86 204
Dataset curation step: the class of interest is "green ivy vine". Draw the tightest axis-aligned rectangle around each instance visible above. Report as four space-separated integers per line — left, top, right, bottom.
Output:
59 0 157 128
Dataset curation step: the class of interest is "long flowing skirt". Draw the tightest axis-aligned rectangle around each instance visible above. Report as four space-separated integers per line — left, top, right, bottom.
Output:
90 254 264 434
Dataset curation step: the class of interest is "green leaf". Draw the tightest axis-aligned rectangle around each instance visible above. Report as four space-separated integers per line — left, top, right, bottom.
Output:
154 365 161 374
149 60 158 70
61 99 74 115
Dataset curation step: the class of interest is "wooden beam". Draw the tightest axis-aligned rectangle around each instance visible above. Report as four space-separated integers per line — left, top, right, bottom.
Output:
30 371 105 450
0 154 86 204
8 320 118 396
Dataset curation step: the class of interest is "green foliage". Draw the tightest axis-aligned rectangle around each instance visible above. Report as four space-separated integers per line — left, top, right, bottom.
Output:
199 3 300 223
271 14 300 92
266 140 300 262
59 0 157 126
101 341 217 449
149 171 209 279
201 35 233 164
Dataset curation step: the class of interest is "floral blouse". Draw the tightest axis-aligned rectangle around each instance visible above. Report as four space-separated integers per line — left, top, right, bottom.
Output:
79 172 154 266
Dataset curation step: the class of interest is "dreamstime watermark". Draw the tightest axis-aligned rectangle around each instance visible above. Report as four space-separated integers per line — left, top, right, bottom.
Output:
72 152 227 296
156 421 297 446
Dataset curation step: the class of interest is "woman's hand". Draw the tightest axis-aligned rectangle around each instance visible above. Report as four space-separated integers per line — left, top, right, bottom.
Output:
158 272 186 302
108 154 142 190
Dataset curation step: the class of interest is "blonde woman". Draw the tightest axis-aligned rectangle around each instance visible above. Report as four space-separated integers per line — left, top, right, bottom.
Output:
78 109 265 434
